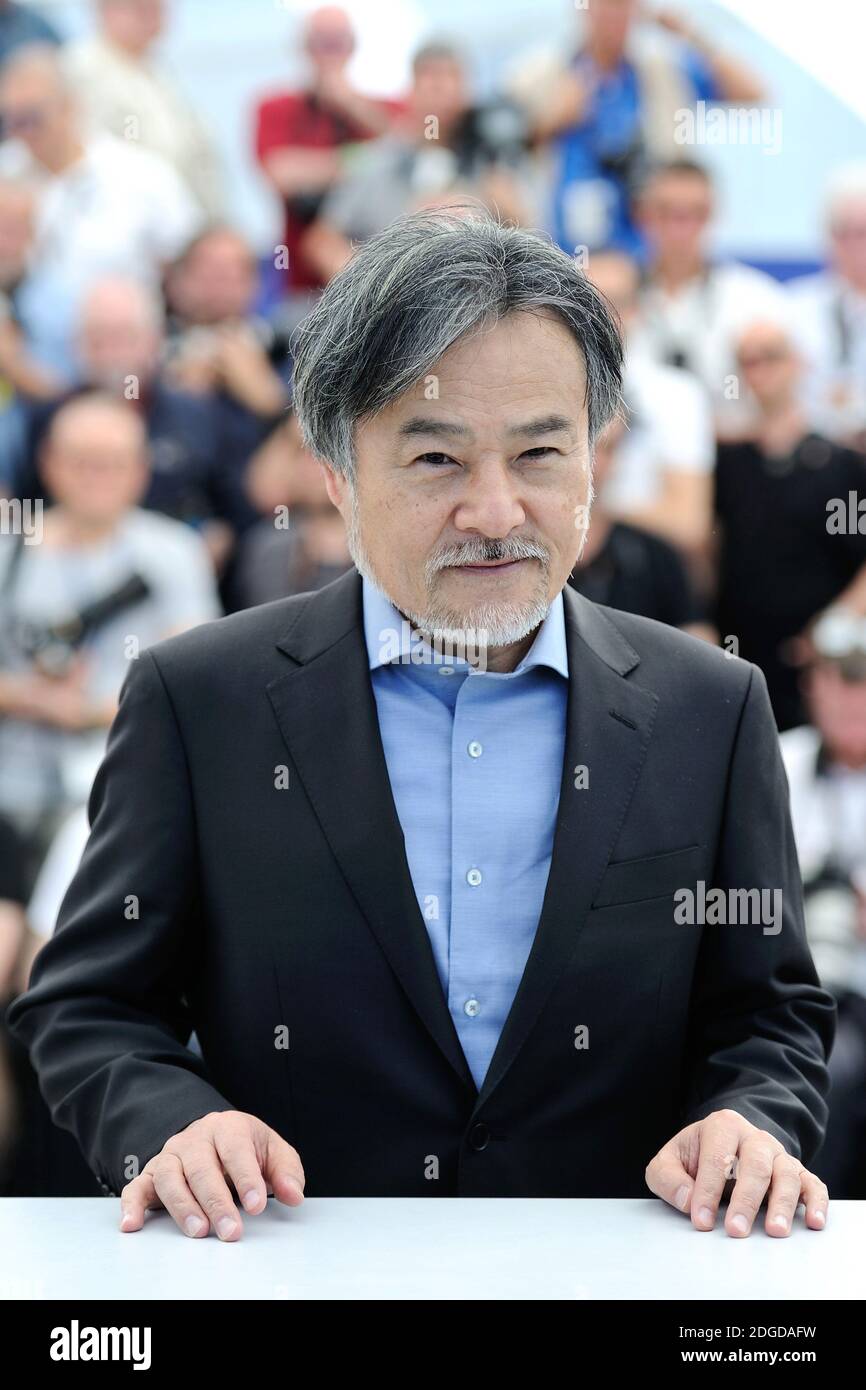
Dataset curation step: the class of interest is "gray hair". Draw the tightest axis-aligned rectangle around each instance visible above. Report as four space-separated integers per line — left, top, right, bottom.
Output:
291 209 624 481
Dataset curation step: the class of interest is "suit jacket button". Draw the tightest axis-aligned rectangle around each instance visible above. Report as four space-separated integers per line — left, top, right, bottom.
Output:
469 1122 490 1152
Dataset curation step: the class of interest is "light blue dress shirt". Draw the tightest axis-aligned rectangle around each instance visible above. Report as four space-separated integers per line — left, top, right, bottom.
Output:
363 575 569 1089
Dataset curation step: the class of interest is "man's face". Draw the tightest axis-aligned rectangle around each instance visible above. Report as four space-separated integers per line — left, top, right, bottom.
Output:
736 322 800 410
829 196 866 289
168 233 256 325
411 57 468 130
806 662 866 767
640 174 713 263
324 311 593 646
78 293 161 389
586 0 638 58
41 404 149 526
104 0 165 49
303 8 355 74
0 68 69 166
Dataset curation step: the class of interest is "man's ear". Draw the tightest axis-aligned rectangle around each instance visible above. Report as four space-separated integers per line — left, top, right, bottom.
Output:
322 462 347 511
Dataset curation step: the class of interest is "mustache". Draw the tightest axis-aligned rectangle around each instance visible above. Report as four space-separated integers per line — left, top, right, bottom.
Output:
426 535 550 583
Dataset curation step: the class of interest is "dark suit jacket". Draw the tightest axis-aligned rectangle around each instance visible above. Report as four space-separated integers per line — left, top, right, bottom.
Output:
8 569 835 1197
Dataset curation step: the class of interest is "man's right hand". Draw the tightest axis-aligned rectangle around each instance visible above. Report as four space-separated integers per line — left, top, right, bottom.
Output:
118 1111 305 1240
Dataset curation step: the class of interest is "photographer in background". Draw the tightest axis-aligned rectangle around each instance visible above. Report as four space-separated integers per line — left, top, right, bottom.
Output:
162 225 290 462
781 612 866 1196
631 160 787 437
0 391 219 881
64 0 224 218
254 4 398 300
232 410 351 610
714 320 866 732
0 176 61 475
568 414 697 630
787 164 866 449
301 40 533 284
10 276 262 571
516 0 762 257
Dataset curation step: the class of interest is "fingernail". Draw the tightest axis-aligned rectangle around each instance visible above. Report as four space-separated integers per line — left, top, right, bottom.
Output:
771 1213 788 1232
697 1206 715 1228
241 1189 260 1212
674 1184 691 1212
811 1209 826 1228
216 1216 237 1239
184 1214 205 1237
119 1209 134 1230
731 1212 749 1235
287 1176 304 1199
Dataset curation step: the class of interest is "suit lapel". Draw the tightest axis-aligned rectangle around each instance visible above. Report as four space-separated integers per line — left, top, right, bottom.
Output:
265 572 659 1112
472 587 659 1113
265 569 476 1093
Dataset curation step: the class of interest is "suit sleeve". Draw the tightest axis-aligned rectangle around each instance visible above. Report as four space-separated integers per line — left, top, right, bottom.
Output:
681 662 836 1164
7 649 236 1195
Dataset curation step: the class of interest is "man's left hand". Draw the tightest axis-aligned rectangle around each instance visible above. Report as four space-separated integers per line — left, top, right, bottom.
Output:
645 1108 829 1237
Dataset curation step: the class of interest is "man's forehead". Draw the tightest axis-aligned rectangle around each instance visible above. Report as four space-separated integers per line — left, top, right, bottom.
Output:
391 315 588 406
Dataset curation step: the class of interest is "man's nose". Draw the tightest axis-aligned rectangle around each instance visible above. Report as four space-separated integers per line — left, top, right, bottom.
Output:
453 464 526 538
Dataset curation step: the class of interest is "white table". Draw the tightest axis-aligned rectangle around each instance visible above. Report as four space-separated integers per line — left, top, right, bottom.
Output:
2 1198 864 1301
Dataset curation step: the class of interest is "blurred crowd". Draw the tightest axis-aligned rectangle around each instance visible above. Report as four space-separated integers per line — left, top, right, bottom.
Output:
0 0 865 1198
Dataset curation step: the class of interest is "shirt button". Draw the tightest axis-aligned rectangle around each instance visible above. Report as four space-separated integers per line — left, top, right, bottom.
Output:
466 867 482 886
467 740 483 758
439 667 454 676
464 997 480 1017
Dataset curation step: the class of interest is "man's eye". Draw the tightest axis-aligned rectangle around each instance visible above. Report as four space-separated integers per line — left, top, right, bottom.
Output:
417 452 457 467
520 447 555 460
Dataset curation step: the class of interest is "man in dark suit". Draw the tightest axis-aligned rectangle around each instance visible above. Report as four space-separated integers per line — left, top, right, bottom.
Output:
9 211 835 1242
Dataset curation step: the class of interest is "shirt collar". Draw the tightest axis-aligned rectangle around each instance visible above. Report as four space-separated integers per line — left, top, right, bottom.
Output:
362 574 569 679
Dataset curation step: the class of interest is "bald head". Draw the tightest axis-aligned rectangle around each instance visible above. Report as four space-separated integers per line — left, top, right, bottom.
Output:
42 393 149 526
78 278 164 388
303 6 355 68
735 320 801 412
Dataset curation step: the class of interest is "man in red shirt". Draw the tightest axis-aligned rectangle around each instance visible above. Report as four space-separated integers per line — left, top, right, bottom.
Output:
254 5 399 294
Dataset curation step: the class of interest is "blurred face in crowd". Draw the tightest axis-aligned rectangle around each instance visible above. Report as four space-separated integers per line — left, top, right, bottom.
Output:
324 311 593 650
804 661 866 768
735 322 801 413
0 179 34 288
77 280 162 391
638 169 714 269
251 413 335 516
585 0 639 63
410 53 469 133
0 53 76 169
41 398 149 531
586 250 640 333
303 6 355 74
828 192 866 293
166 230 258 326
101 0 165 54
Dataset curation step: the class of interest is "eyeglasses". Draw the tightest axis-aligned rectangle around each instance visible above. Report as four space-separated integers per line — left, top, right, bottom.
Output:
737 348 790 368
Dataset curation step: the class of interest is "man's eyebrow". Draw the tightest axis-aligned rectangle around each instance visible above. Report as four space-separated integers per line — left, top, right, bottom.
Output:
506 413 576 438
397 417 472 438
396 413 577 441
